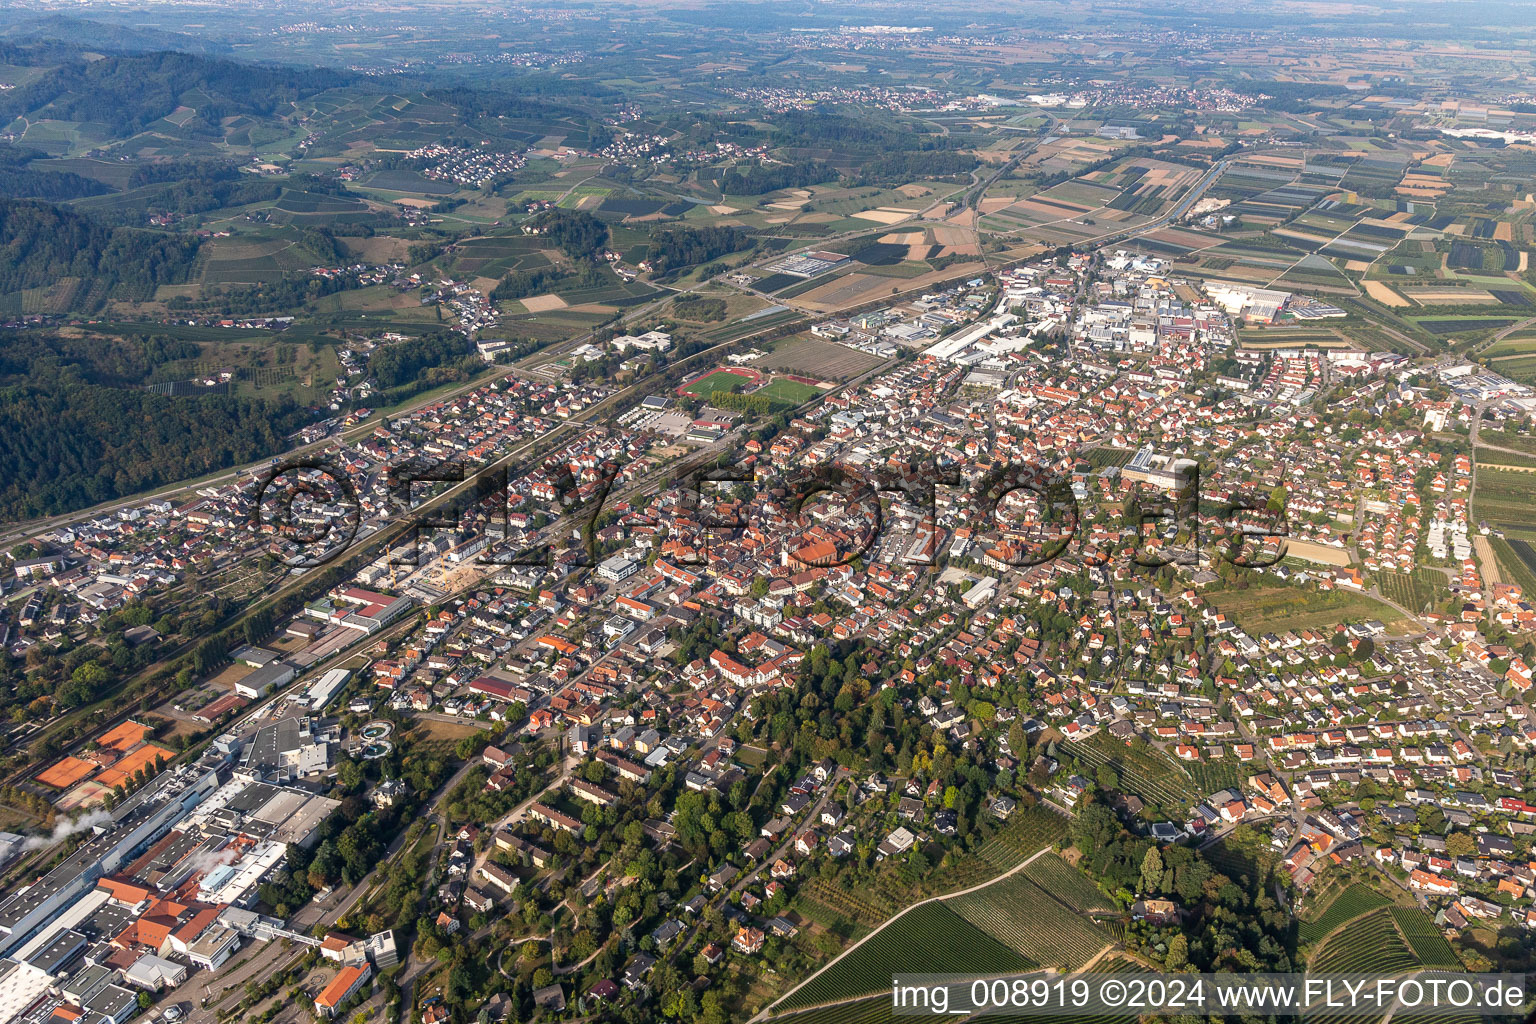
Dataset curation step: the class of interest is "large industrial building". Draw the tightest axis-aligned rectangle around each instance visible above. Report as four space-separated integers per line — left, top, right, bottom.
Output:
0 739 355 1024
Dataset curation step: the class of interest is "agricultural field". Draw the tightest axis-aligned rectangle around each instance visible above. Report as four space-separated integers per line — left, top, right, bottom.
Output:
797 878 895 929
449 235 555 278
1185 759 1245 796
1474 467 1536 535
757 337 889 380
1416 317 1520 337
1484 333 1536 359
774 902 1033 1012
1306 908 1425 975
199 234 329 287
1493 354 1536 384
1298 883 1392 945
358 169 459 194
948 871 1113 970
974 805 1071 869
970 958 1152 1024
1206 583 1401 634
697 307 805 343
1491 538 1536 601
1375 569 1444 614
1083 447 1135 469
1387 905 1461 968
767 997 899 1024
1070 733 1200 813
1017 853 1115 914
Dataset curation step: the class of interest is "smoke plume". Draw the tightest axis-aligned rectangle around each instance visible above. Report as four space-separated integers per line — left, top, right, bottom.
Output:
22 808 113 852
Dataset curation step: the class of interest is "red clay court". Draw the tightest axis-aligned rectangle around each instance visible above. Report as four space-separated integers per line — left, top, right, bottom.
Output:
36 756 98 790
99 720 152 753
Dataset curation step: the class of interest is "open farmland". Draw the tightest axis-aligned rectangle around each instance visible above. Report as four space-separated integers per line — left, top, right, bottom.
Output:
1299 883 1392 945
1307 908 1423 975
773 902 1033 1013
199 236 324 286
1485 334 1536 358
948 871 1114 969
1207 584 1401 633
758 337 889 380
450 235 554 276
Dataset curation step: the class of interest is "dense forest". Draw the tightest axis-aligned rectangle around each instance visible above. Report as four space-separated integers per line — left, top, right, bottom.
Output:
642 225 754 275
0 50 352 136
719 159 837 196
368 332 474 389
766 110 965 154
0 148 112 201
1068 802 1295 972
0 197 202 304
490 265 579 302
423 85 611 123
524 208 609 261
0 15 234 56
186 271 368 316
0 332 312 518
1247 80 1353 112
854 150 979 185
0 330 200 387
81 171 360 227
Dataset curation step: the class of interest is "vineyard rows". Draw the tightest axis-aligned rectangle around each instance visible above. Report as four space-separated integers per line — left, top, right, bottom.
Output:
976 805 1070 868
799 879 891 928
1298 883 1390 944
1308 909 1419 975
979 959 1150 1024
948 874 1112 970
1387 905 1460 968
1018 853 1115 913
1070 736 1199 809
770 996 898 1024
775 902 1032 1012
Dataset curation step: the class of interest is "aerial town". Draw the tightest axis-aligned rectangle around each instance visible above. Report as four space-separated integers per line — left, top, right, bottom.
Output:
0 1 1534 1023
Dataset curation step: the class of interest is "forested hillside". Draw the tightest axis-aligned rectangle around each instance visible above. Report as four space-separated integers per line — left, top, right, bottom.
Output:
642 226 754 276
0 198 202 304
0 51 352 135
0 331 311 519
0 149 112 201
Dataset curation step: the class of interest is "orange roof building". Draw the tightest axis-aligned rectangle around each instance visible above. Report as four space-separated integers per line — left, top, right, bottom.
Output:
97 876 153 906
170 906 223 950
315 964 372 1017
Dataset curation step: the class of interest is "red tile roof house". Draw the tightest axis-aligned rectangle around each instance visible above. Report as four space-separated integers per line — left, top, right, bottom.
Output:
314 963 372 1017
